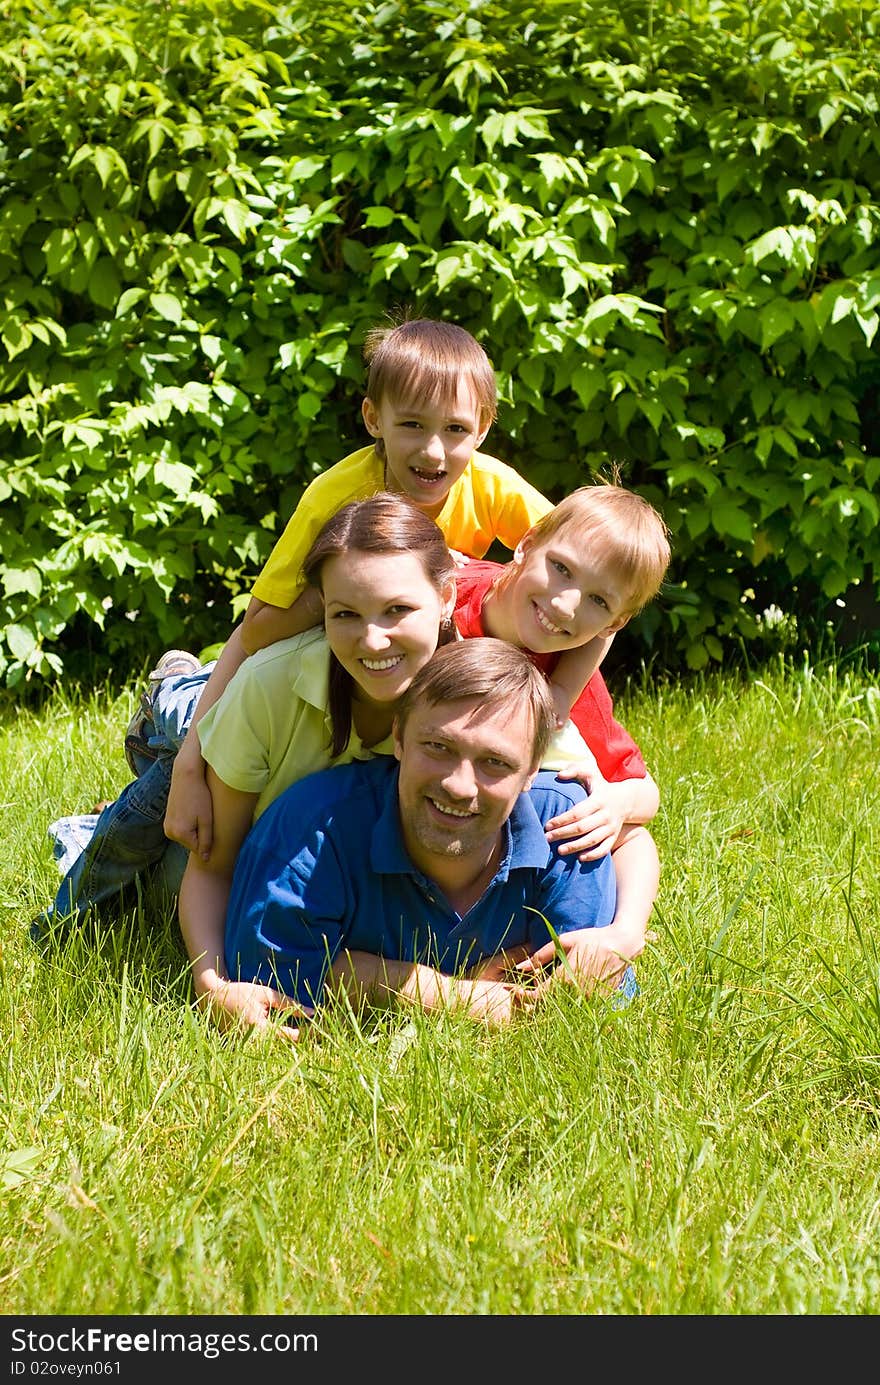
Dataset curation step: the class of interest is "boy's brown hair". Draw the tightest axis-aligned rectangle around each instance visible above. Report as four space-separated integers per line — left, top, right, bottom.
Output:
363 317 498 427
524 483 671 615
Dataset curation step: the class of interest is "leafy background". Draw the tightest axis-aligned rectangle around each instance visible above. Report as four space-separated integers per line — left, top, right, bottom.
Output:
1 0 878 690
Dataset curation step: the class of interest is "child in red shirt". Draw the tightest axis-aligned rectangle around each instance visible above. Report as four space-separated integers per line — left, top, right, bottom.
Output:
452 483 671 996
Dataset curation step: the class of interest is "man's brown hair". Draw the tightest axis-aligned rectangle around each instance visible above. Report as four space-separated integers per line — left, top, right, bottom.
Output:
395 638 556 769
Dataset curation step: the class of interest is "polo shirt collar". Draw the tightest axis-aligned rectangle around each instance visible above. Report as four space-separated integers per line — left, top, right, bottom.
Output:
287 628 332 715
371 765 551 879
284 633 394 757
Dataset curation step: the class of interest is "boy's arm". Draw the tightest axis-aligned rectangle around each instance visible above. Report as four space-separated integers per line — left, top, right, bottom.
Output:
240 587 324 656
517 824 659 993
547 634 615 726
544 762 660 861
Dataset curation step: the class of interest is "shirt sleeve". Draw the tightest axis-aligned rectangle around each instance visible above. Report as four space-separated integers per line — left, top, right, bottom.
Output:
569 673 648 782
197 661 275 794
249 496 329 608
481 464 553 553
530 846 617 947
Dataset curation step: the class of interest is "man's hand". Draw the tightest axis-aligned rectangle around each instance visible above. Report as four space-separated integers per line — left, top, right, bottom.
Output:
398 962 539 1027
197 979 312 1042
543 758 627 860
516 927 634 996
165 753 214 859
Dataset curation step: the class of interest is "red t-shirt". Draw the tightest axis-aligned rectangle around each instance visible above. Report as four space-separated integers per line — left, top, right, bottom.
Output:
454 560 647 783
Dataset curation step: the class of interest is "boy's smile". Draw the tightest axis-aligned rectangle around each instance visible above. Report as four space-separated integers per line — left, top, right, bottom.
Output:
485 528 633 654
362 383 489 516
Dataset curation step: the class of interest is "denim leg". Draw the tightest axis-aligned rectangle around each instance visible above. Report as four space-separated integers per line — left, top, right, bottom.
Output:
38 755 176 933
147 664 215 753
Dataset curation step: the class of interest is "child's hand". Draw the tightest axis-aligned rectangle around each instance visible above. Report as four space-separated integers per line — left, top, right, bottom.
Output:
165 755 214 859
544 758 627 860
515 927 631 995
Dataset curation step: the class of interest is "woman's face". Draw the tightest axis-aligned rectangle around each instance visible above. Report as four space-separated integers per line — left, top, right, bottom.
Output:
321 550 454 706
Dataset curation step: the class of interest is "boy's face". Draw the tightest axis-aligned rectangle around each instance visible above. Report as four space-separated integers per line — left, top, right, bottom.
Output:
362 381 489 513
501 526 634 655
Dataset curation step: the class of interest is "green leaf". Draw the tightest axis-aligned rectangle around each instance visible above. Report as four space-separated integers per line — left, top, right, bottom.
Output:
760 300 794 352
570 363 605 412
89 257 121 310
746 227 794 267
2 568 42 598
1 1146 42 1189
5 624 37 661
711 503 753 543
435 254 463 292
116 287 147 317
150 293 183 325
153 460 195 496
364 205 395 228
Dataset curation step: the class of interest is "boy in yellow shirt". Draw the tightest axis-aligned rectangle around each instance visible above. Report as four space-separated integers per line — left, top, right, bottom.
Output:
164 317 612 856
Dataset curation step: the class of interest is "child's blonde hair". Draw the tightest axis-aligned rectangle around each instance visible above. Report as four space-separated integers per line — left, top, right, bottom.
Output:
363 317 498 427
525 483 671 615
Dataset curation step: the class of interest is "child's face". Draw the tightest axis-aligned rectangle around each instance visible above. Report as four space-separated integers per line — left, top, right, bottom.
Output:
500 527 633 655
362 382 489 512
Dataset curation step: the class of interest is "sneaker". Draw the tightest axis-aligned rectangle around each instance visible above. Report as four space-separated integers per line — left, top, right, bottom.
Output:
124 650 200 774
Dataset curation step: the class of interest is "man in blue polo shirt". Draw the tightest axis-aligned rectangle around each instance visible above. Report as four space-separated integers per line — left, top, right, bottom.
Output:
225 638 632 1029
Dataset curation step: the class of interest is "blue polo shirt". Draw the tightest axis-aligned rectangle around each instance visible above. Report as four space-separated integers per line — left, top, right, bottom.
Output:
224 757 617 1008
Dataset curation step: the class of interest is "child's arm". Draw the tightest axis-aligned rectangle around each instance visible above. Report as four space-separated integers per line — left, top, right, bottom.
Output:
240 587 323 656
547 633 615 727
515 824 659 995
544 760 660 860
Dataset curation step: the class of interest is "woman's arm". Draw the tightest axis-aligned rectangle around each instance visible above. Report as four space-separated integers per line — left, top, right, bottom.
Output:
177 770 296 1032
240 589 324 655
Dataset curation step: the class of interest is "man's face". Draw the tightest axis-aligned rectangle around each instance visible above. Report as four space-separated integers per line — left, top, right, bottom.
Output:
393 695 539 870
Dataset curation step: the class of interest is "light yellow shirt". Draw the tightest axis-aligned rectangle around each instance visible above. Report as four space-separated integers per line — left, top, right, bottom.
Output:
251 444 552 608
196 627 393 820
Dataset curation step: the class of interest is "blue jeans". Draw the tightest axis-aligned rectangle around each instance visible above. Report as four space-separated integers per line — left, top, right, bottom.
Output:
34 665 215 937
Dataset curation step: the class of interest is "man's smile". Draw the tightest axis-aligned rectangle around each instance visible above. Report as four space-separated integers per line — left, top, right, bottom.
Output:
427 796 477 820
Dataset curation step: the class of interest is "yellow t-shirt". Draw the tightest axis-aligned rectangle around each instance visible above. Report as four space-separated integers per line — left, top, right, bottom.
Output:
250 445 552 608
196 627 394 820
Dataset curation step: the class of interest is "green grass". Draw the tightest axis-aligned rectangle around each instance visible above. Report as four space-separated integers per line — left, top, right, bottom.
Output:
2 652 880 1314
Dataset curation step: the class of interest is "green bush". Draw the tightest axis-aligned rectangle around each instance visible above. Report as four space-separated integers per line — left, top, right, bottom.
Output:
0 0 878 688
